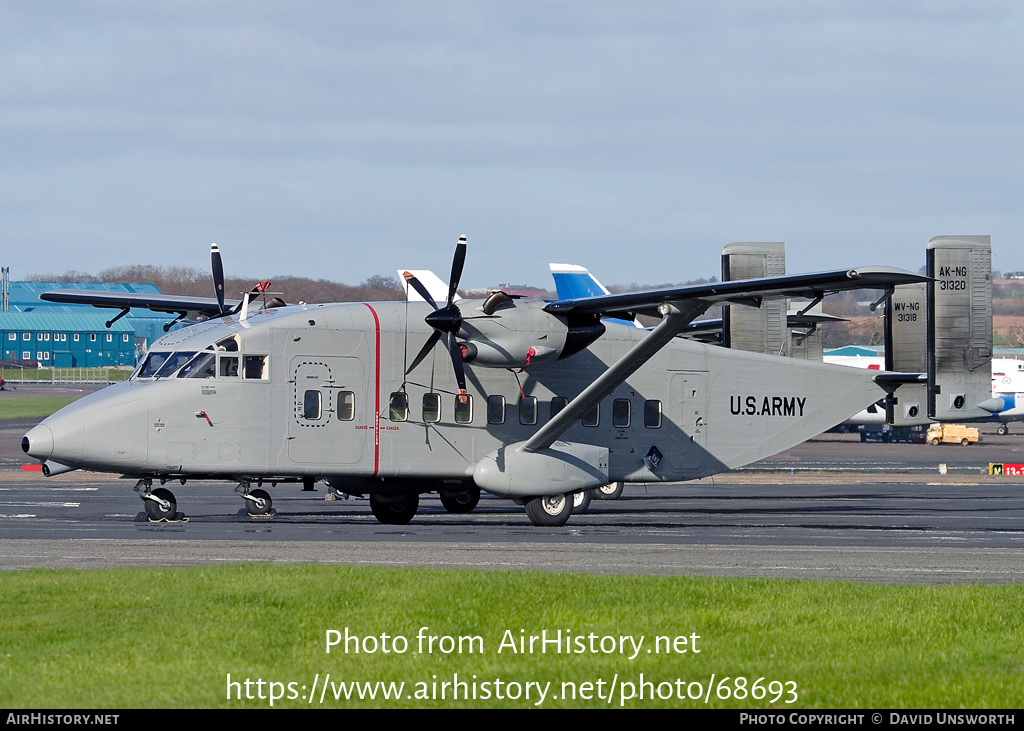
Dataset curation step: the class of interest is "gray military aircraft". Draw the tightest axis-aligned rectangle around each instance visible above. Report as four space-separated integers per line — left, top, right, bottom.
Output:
24 237 970 526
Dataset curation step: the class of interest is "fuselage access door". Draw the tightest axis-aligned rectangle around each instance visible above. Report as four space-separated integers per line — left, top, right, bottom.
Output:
668 370 709 471
288 355 368 467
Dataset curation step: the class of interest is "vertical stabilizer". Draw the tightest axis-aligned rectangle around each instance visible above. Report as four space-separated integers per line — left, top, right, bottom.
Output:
927 236 992 421
884 282 928 425
722 242 787 355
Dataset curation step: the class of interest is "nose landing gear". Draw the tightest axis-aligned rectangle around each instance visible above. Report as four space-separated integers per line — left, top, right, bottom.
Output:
134 479 187 522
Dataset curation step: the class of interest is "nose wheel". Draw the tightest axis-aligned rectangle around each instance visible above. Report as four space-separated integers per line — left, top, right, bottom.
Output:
135 480 186 522
145 488 177 520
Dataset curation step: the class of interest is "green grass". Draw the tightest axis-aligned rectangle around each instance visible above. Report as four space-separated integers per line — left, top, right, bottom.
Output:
0 396 78 420
0 565 1020 708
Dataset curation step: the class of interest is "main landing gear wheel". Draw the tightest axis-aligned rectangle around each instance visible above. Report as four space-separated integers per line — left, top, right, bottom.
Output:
997 425 1009 436
595 481 624 500
144 487 177 521
571 489 593 515
524 494 572 527
244 488 273 516
439 487 480 514
369 493 419 525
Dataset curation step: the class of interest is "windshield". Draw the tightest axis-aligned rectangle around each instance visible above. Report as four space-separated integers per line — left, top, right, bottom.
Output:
136 352 171 378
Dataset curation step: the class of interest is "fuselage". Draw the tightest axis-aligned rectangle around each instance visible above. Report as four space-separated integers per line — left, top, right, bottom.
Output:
24 298 886 495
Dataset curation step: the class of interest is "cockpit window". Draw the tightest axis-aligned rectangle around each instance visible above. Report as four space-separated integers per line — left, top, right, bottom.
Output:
154 351 197 378
136 352 171 378
177 352 216 379
216 335 239 352
135 351 198 379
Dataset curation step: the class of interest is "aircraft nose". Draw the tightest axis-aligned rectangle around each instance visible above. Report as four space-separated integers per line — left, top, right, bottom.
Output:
22 424 54 461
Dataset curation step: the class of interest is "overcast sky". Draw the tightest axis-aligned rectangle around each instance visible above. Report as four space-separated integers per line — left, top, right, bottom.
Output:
2 1 1022 290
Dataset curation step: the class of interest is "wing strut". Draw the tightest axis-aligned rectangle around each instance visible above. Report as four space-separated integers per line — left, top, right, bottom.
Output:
523 300 709 453
105 308 130 329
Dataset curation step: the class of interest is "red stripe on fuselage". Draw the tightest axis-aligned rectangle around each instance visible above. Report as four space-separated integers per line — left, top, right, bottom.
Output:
363 303 381 476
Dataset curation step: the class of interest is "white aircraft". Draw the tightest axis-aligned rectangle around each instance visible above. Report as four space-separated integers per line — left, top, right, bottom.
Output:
824 356 1024 435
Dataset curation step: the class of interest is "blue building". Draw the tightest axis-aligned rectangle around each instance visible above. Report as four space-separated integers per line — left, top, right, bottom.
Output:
8 281 179 350
0 311 135 367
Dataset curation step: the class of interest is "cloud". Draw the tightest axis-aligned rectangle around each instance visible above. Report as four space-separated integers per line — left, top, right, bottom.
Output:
0 1 1021 285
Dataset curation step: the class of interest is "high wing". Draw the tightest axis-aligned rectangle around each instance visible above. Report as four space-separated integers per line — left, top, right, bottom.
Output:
548 261 846 341
544 266 926 321
525 265 928 452
39 290 239 318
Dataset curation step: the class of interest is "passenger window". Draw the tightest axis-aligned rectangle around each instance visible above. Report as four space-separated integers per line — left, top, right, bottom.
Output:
389 392 409 421
644 399 662 428
612 398 630 428
550 397 568 418
219 356 239 377
422 393 441 423
337 392 355 421
582 403 600 427
243 355 268 379
487 395 505 424
454 395 473 424
303 390 322 420
519 396 538 425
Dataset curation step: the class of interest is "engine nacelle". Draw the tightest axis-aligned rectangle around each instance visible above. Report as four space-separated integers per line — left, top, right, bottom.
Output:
458 296 604 369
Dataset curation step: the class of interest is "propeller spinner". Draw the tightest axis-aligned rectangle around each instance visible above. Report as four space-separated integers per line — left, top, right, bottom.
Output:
404 235 469 398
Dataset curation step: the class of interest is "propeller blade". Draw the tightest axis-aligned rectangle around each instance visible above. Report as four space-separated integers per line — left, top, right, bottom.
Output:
446 331 467 395
447 235 467 307
403 271 438 310
406 329 442 375
211 243 226 315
